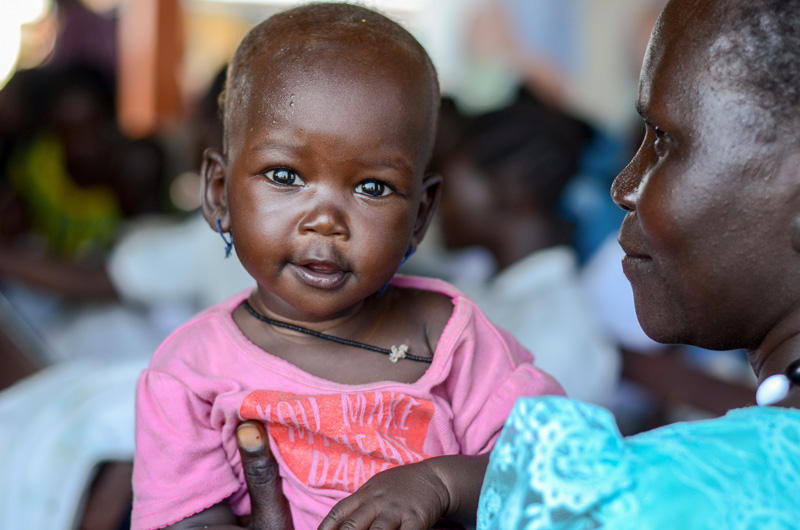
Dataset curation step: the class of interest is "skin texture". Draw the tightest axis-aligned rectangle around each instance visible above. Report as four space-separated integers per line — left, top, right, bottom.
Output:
165 4 488 530
611 0 800 403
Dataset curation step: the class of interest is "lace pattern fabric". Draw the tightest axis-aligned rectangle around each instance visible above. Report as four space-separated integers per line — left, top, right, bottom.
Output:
478 396 800 530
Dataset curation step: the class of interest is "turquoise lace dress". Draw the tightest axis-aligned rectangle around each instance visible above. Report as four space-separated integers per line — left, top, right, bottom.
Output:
477 396 800 529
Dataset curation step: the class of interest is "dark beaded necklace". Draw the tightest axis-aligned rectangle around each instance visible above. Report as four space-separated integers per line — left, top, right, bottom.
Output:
243 300 433 364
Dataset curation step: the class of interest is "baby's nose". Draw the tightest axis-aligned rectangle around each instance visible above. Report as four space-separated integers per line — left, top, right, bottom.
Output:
299 193 350 238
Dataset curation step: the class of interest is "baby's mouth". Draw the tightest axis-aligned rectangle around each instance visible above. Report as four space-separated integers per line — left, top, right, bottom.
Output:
293 260 349 290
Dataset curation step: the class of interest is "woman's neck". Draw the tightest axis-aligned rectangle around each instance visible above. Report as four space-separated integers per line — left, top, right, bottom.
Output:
750 307 800 383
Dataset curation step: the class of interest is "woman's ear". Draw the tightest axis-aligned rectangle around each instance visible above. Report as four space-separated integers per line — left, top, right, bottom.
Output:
201 148 230 231
410 173 443 249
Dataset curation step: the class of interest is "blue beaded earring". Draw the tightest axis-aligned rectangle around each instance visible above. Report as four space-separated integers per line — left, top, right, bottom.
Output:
216 219 233 258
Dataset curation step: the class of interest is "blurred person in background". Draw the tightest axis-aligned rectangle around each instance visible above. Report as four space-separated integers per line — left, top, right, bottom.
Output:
0 62 170 360
448 0 662 358
430 89 620 407
0 64 249 362
5 63 165 259
0 64 251 530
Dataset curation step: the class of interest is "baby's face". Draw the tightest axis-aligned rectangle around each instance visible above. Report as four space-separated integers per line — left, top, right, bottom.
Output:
222 47 436 321
612 0 800 350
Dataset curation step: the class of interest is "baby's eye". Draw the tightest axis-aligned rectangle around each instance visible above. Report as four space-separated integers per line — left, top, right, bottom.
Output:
264 168 304 186
355 180 393 197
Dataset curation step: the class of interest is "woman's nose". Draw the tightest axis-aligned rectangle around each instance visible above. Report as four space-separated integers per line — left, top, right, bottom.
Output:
611 154 643 212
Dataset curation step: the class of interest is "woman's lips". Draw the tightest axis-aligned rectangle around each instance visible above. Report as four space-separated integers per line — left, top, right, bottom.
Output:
618 235 653 277
292 260 348 290
621 252 650 266
620 250 654 284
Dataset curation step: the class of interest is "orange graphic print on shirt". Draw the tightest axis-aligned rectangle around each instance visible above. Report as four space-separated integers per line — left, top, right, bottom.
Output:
240 390 434 493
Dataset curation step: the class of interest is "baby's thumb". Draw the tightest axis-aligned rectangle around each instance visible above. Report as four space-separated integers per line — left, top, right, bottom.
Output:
236 421 294 530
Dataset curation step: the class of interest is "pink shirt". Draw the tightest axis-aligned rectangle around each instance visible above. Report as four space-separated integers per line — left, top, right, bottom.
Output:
131 276 564 530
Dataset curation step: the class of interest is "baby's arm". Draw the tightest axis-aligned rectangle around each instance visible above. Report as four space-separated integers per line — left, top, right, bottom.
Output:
318 453 489 530
161 422 293 530
161 504 240 530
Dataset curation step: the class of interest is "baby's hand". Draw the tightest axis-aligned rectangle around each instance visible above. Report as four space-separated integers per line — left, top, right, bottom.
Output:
317 454 488 530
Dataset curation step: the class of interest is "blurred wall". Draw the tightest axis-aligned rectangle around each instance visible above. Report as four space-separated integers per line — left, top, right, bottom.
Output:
179 0 659 134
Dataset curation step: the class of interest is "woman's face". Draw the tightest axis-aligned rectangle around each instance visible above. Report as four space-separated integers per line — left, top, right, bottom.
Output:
611 0 800 351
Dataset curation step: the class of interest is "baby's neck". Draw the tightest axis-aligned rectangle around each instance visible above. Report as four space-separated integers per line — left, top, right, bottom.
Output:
246 293 369 335
233 286 449 385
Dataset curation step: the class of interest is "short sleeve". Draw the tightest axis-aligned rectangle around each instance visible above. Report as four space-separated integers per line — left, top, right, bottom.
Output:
131 370 240 530
443 304 565 455
477 396 633 530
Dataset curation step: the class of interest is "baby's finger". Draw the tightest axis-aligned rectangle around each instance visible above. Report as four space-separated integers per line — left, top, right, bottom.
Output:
236 421 294 530
319 498 429 530
317 496 378 530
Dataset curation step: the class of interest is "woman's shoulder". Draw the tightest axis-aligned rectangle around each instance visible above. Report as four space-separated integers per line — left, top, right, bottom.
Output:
479 397 800 530
479 396 630 529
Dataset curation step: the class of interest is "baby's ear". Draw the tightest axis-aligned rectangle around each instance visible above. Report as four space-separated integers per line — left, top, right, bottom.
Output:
410 173 443 248
201 148 230 231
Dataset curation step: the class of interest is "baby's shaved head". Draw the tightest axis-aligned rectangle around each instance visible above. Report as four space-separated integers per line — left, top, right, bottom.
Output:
221 2 440 159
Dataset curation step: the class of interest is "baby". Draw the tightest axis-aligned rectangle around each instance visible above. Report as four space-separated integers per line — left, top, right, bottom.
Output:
131 4 564 530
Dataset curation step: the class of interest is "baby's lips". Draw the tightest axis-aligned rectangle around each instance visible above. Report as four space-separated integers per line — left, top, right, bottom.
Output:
302 261 341 274
292 260 349 290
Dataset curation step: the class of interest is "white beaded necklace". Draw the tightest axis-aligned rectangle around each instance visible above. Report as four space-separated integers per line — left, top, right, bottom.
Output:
755 358 800 406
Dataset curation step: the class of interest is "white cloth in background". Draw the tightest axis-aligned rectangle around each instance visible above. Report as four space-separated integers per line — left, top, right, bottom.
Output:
46 213 254 362
108 213 254 311
0 214 255 530
458 246 621 407
0 356 148 530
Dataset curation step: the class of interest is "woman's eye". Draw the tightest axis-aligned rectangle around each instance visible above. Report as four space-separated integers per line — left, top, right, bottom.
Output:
355 180 393 197
265 168 304 186
653 126 668 157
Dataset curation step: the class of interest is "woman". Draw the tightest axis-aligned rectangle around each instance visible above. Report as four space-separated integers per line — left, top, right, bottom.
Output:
476 0 800 527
